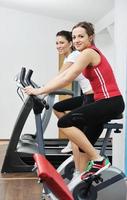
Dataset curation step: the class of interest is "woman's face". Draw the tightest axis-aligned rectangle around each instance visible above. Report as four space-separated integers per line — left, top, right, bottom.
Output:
72 27 93 51
56 36 72 56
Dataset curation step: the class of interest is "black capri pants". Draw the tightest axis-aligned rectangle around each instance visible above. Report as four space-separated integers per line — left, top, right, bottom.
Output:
53 94 104 145
57 95 125 146
53 94 94 112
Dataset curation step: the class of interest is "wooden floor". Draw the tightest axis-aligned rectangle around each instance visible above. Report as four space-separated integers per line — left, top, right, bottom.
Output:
0 143 42 200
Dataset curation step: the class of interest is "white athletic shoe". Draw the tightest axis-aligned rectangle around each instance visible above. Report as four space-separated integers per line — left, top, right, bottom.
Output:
61 141 72 153
70 169 80 183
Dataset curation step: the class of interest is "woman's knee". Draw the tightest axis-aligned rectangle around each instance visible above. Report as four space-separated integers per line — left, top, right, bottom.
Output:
53 102 61 111
53 108 59 115
58 112 85 129
53 108 65 119
57 116 72 128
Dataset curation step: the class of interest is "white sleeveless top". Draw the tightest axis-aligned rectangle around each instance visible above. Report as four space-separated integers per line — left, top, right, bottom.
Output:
64 51 92 93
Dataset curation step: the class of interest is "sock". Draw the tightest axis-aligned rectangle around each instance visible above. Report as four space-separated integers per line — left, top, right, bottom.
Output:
93 156 104 162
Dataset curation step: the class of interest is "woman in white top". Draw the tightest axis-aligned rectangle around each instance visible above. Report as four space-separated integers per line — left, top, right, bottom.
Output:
54 33 93 154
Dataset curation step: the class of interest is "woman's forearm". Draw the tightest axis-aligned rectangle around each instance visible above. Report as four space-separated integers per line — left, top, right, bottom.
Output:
24 69 72 96
40 72 71 94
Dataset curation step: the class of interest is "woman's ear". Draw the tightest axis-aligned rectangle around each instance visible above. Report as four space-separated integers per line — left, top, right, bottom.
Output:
89 34 95 43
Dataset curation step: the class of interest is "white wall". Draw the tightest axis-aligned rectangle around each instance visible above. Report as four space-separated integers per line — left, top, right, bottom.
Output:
95 27 115 67
113 0 127 173
0 6 75 139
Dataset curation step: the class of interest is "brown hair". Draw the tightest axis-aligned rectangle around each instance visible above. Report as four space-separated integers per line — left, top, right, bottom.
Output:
56 30 74 50
72 21 95 44
56 30 72 42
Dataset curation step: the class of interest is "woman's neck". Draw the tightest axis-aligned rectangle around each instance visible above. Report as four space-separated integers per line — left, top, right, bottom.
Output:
64 49 72 58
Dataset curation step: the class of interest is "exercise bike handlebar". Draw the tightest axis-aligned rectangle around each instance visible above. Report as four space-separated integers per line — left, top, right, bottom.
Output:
20 67 74 97
20 67 27 87
19 67 49 110
25 69 40 88
25 69 34 87
20 67 38 88
20 67 75 102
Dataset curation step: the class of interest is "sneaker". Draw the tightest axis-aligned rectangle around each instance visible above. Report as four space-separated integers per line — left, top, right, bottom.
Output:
69 170 80 184
61 141 72 153
72 170 80 181
81 157 111 180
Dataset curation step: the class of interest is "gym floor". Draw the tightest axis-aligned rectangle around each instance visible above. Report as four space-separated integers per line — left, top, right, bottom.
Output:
0 142 42 200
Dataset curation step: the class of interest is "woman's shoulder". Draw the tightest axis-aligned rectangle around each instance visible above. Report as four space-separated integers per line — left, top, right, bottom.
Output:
81 46 100 57
66 50 80 62
68 50 80 58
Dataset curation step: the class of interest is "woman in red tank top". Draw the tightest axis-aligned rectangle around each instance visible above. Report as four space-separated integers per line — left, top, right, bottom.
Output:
24 22 125 179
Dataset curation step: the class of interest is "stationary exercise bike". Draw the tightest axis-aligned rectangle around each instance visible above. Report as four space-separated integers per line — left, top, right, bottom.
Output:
17 67 127 200
18 69 126 199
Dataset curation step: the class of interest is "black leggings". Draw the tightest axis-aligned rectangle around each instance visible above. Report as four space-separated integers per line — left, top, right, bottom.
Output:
57 95 125 145
53 94 104 145
53 94 94 112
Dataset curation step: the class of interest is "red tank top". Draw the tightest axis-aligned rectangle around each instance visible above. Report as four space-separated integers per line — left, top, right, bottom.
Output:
82 46 121 101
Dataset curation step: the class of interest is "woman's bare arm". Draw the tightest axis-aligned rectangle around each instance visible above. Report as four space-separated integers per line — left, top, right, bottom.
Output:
24 49 97 96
